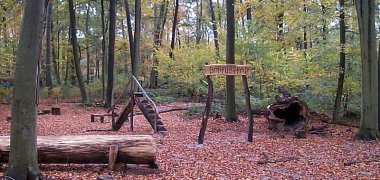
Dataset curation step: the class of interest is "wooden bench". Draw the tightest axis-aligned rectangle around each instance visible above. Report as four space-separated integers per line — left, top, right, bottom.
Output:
90 113 118 123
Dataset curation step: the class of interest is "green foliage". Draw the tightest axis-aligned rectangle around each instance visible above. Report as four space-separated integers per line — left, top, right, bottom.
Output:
0 87 12 103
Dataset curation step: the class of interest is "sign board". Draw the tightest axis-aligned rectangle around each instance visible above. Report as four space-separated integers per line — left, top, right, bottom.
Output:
204 64 253 75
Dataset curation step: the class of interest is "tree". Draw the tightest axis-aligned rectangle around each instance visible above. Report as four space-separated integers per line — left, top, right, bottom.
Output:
45 0 53 89
5 0 45 178
132 0 141 76
105 0 117 108
68 0 88 103
169 0 179 58
123 0 134 64
101 0 106 100
332 0 346 122
225 0 237 122
85 1 91 84
355 0 379 140
208 0 220 59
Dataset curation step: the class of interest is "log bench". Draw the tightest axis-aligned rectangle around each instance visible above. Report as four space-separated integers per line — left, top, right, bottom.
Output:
0 135 158 169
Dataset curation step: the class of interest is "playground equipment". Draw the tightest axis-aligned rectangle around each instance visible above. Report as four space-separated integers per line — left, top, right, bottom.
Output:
91 76 167 133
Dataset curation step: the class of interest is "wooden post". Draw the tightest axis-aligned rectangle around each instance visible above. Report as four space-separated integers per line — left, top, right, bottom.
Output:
198 76 213 144
130 93 134 131
111 109 116 131
108 145 118 170
242 75 254 142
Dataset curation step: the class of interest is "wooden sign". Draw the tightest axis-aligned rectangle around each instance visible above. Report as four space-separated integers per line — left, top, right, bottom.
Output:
204 64 253 75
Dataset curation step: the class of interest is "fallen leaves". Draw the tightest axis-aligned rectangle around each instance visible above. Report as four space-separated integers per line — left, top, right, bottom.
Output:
0 102 379 179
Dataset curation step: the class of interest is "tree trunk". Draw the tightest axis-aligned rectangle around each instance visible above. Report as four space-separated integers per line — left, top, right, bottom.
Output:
208 0 220 59
132 0 141 76
86 2 91 84
5 0 45 179
45 0 53 89
355 0 379 140
225 0 237 122
1 135 157 166
321 2 327 42
332 0 346 122
276 0 284 48
196 0 203 44
169 0 179 58
68 0 88 103
123 0 135 64
105 0 117 108
101 0 106 100
303 1 307 49
121 19 128 74
378 26 380 132
52 15 61 85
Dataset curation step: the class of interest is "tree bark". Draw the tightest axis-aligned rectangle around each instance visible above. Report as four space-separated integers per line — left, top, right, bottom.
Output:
52 11 61 85
68 0 88 103
85 2 91 84
169 0 179 58
355 0 379 140
225 0 237 122
321 2 327 42
45 0 53 89
1 135 157 166
332 0 346 122
105 0 117 108
208 0 220 59
195 0 203 44
5 0 45 179
101 0 106 100
123 0 135 64
132 0 141 76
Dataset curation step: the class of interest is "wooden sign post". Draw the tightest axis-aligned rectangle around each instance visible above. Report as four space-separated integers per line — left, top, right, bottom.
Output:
198 64 254 144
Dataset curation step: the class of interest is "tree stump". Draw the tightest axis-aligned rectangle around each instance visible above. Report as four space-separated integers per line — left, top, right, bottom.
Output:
267 86 309 133
52 107 61 115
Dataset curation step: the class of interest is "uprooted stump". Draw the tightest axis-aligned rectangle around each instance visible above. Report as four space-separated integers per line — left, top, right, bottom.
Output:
267 87 309 133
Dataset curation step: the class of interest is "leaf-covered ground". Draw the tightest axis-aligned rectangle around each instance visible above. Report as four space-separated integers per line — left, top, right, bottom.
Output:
0 102 379 179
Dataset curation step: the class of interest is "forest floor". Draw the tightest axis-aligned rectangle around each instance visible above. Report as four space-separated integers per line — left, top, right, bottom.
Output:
0 101 379 179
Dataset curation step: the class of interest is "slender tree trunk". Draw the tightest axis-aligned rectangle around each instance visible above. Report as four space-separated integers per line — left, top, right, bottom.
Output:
86 2 91 84
169 0 179 58
68 0 88 103
132 0 141 76
123 0 135 64
101 0 106 100
5 0 45 178
303 1 307 49
52 19 61 85
321 2 327 42
45 0 53 89
105 0 117 108
332 0 346 122
225 0 237 122
196 0 202 44
378 26 380 132
355 0 379 140
208 0 220 59
276 0 284 50
121 19 128 74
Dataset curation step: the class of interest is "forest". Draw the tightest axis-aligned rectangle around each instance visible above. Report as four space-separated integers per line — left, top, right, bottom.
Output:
0 0 379 179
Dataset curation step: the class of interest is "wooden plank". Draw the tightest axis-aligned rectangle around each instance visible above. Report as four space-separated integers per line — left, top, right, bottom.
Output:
204 64 252 75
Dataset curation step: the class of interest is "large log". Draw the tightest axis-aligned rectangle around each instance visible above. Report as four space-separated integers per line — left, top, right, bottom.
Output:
267 87 309 132
0 135 157 166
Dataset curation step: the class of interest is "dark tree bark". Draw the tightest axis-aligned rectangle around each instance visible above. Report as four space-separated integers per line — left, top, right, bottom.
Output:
85 2 91 84
105 0 117 108
52 12 61 85
123 0 135 64
169 0 179 58
132 0 141 76
208 0 220 59
5 0 45 179
195 0 203 44
101 0 106 100
303 1 307 49
225 0 237 122
332 0 346 122
355 0 379 140
68 0 88 103
121 19 128 74
276 0 284 46
45 0 53 89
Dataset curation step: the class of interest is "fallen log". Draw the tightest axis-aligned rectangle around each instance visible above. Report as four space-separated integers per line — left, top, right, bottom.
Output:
267 86 309 132
0 135 157 166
